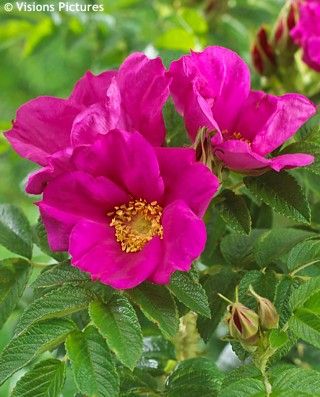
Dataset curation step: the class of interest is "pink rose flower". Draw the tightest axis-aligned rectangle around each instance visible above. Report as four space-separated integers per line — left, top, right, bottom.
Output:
5 53 170 194
291 0 320 72
169 46 316 173
38 129 219 289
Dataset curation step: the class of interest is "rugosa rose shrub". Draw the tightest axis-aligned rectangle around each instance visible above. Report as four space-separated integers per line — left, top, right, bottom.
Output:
291 0 320 72
1 45 320 397
5 53 170 194
169 46 316 173
39 129 218 288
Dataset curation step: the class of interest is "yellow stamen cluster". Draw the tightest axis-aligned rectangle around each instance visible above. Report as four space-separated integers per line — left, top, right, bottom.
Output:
108 199 163 253
222 130 251 145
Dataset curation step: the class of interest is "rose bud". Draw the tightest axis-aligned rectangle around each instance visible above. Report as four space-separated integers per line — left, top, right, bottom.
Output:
251 26 276 76
227 302 260 342
249 286 279 330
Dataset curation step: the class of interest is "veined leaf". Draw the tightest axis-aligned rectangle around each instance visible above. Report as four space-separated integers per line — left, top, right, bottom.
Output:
287 239 320 272
0 318 76 385
168 271 211 318
290 276 320 311
244 171 310 224
215 190 251 235
66 326 119 397
11 359 65 397
289 308 320 349
166 358 223 397
15 284 94 335
217 378 264 397
272 367 320 395
0 204 33 258
89 296 143 370
128 283 179 338
32 262 89 289
255 228 314 267
0 258 31 328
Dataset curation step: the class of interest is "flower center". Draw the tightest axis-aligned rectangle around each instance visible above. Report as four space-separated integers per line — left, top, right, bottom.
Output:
222 130 251 145
108 199 163 253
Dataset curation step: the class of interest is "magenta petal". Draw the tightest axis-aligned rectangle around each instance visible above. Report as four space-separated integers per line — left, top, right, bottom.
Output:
213 140 271 171
150 200 206 284
270 153 315 172
71 78 122 146
169 46 250 138
73 129 164 202
117 52 170 146
26 148 73 194
5 97 81 165
303 37 320 72
70 220 162 289
70 70 116 106
166 163 219 217
251 93 316 155
39 171 130 250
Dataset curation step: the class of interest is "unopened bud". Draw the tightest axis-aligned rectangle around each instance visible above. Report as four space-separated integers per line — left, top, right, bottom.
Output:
251 27 276 76
226 302 260 343
273 1 299 54
249 286 279 330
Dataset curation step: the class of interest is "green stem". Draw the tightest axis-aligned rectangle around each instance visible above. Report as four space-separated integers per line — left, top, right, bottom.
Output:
30 261 49 269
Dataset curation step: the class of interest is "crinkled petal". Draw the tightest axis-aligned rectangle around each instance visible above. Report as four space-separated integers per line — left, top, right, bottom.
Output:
213 140 271 171
150 200 206 284
251 93 316 155
39 171 129 250
72 129 164 202
70 220 162 289
169 46 250 139
117 52 170 146
270 153 315 172
71 78 123 146
5 97 81 165
70 70 116 106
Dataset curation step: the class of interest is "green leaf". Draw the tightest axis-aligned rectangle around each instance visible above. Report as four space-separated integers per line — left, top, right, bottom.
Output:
168 271 211 318
287 239 320 272
66 326 119 397
128 283 179 339
15 285 94 335
33 218 68 261
269 329 289 349
197 269 240 341
89 296 143 370
272 367 320 395
220 229 265 267
290 276 320 311
255 228 314 267
289 308 320 349
11 359 66 397
32 262 89 289
0 318 76 385
217 378 264 397
165 358 223 397
215 190 251 235
0 204 33 258
244 171 310 224
0 258 31 328
119 367 158 395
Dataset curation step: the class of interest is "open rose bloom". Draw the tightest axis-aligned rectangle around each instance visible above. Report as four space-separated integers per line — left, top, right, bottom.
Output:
38 130 218 288
169 46 316 173
290 0 320 72
5 52 170 194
